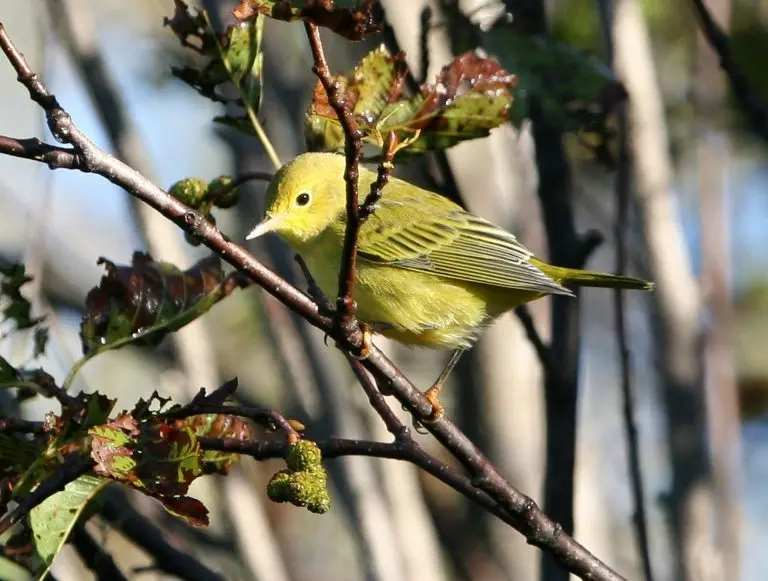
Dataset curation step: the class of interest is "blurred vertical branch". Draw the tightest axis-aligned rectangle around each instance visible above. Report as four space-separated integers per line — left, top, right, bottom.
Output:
382 2 546 579
502 2 600 581
694 0 741 577
596 1 655 580
611 1 716 581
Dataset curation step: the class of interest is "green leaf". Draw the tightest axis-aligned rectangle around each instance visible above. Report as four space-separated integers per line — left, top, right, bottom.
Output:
166 1 265 112
28 474 108 578
482 29 626 133
79 253 246 356
233 0 380 41
305 47 519 155
0 555 32 581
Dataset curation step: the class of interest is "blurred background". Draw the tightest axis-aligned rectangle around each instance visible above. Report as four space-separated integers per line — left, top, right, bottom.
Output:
0 0 765 580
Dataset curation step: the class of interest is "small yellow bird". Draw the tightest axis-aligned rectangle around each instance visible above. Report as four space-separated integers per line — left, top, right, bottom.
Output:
247 152 652 415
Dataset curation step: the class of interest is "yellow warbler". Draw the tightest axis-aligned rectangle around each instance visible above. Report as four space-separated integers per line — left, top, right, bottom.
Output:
247 152 652 414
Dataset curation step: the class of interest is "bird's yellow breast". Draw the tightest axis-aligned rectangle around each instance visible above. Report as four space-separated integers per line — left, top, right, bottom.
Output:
294 230 540 349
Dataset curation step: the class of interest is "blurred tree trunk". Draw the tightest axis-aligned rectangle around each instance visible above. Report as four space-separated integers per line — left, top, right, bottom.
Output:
385 2 548 579
612 2 719 580
694 0 741 578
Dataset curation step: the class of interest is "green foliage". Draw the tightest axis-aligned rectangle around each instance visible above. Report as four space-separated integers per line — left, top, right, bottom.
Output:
188 412 255 473
79 252 246 356
440 2 626 140
0 261 48 356
27 475 108 578
165 0 265 111
305 46 519 155
233 0 381 41
267 440 330 514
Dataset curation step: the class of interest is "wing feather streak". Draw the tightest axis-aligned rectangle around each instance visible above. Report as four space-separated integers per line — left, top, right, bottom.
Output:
357 194 571 295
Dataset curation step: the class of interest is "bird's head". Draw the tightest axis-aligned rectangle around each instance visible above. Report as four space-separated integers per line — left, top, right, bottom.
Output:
246 152 346 248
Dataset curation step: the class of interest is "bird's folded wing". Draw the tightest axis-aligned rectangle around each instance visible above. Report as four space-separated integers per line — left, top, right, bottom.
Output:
357 198 571 295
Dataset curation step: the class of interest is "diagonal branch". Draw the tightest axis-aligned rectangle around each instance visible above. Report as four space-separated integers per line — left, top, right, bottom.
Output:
690 0 768 140
0 22 624 581
0 454 92 536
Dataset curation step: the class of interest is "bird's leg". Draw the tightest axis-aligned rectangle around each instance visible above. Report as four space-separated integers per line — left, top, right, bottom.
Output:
350 322 373 360
424 348 466 421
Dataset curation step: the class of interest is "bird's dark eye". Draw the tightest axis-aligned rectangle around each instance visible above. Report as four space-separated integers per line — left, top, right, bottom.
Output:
296 192 311 206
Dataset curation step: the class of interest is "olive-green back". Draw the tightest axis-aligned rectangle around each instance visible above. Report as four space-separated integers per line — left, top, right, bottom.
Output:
351 172 572 296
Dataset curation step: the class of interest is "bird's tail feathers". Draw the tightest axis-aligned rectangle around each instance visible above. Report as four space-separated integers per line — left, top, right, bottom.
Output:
547 266 654 291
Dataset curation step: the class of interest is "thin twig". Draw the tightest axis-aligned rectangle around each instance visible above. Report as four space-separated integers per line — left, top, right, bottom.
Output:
359 131 397 221
304 22 363 334
514 305 555 375
161 379 300 444
0 24 624 581
0 454 91 536
690 0 768 140
345 355 408 439
597 2 655 579
613 106 655 581
199 435 516 530
71 524 129 581
295 253 335 314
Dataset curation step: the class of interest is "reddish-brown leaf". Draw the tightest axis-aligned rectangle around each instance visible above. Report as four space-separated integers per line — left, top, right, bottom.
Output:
80 253 245 355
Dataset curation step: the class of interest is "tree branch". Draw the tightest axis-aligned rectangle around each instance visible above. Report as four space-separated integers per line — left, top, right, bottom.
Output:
71 524 129 581
0 22 624 581
0 454 91 536
303 22 363 333
690 0 768 140
161 379 300 444
100 489 224 581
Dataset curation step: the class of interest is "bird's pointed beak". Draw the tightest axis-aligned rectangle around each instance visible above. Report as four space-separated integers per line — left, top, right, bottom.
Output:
246 215 280 240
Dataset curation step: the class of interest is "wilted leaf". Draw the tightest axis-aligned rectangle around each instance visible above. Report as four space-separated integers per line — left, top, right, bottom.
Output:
166 0 265 111
4 392 113 501
188 412 255 474
159 496 209 526
28 474 109 577
88 413 215 526
233 0 381 41
305 46 518 154
79 252 246 356
0 261 47 354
